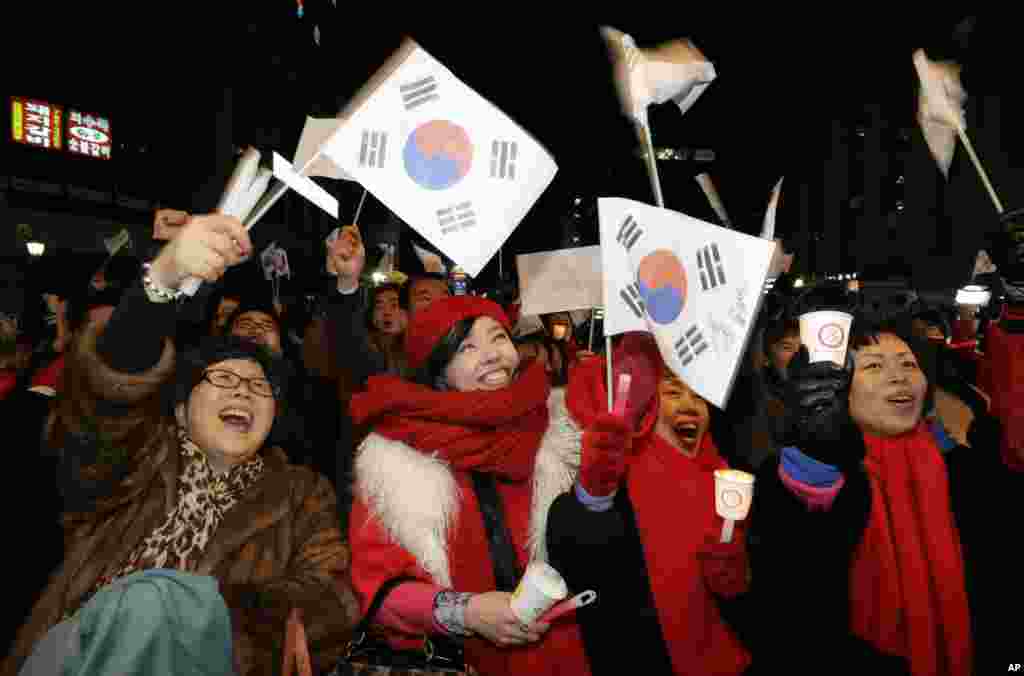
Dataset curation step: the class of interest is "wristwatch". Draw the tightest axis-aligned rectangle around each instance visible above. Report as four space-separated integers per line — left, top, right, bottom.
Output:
142 263 184 303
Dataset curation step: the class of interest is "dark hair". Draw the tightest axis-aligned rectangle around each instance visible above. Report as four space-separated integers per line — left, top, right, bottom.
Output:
224 299 281 335
762 318 800 355
411 318 476 389
848 314 936 406
369 284 405 325
400 273 449 309
516 333 569 386
172 335 289 413
65 287 124 334
203 287 243 333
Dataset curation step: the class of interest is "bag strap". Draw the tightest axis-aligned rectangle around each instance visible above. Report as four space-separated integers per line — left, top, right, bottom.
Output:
355 576 418 635
469 472 522 593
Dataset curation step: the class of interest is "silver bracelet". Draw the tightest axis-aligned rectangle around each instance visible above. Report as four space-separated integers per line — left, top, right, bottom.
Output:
432 591 475 637
142 263 183 304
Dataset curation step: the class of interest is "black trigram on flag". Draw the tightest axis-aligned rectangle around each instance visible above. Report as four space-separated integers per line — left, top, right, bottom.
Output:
616 215 644 252
490 140 517 179
697 243 727 291
400 76 440 110
438 201 476 235
619 282 645 319
675 324 709 366
358 131 388 168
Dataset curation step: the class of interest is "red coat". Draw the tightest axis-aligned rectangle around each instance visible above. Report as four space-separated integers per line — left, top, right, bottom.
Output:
349 390 591 676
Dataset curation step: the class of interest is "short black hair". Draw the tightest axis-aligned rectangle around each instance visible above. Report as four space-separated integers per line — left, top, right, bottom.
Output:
849 313 936 405
762 318 800 355
172 335 288 412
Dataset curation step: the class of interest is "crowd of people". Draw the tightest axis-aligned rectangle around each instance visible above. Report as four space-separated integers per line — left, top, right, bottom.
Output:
0 208 1021 676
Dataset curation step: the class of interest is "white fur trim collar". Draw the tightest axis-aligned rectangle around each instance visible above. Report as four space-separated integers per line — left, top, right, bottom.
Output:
354 388 582 588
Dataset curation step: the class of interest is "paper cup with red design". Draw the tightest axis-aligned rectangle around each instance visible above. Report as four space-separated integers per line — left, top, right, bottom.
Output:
714 469 755 543
510 561 568 625
799 310 853 366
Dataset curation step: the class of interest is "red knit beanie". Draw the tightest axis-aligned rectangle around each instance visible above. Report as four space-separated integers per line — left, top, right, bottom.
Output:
405 295 511 370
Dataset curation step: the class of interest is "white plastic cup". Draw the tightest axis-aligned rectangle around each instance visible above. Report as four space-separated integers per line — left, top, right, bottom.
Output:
509 561 568 624
799 310 853 366
714 469 755 522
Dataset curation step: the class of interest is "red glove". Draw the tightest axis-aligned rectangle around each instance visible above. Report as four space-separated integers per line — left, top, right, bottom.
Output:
697 535 750 599
579 412 632 497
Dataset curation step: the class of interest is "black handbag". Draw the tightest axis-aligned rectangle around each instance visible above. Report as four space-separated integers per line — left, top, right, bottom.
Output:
328 578 470 676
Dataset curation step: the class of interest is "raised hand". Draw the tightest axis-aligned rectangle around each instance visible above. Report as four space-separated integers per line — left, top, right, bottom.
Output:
148 214 251 289
327 225 365 291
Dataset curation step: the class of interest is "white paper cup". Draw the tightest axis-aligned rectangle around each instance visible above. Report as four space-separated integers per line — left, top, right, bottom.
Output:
799 310 853 366
510 561 568 625
714 469 756 521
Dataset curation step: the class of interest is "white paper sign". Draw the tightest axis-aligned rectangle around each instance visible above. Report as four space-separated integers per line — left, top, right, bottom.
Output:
599 197 776 408
272 152 339 219
321 40 558 277
517 245 603 317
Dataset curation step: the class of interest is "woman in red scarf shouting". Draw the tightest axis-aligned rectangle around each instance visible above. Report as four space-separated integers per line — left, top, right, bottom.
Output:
546 333 753 676
347 295 591 676
746 315 1021 675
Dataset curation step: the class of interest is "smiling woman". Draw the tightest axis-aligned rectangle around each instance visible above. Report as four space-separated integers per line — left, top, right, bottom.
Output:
2 213 359 676
346 294 591 676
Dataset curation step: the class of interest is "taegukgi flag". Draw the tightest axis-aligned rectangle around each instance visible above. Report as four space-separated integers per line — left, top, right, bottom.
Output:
599 197 776 408
321 39 558 277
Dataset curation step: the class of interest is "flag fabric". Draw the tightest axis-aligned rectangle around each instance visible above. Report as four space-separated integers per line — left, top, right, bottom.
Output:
294 116 354 180
321 39 558 278
104 228 132 256
271 152 339 218
695 173 732 228
599 197 776 408
913 48 966 178
412 241 447 275
760 177 792 278
600 26 716 124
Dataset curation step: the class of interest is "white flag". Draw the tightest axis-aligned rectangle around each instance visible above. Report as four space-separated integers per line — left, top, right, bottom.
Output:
760 177 792 278
599 198 776 408
913 48 966 178
695 173 731 227
294 116 354 181
601 27 716 124
104 228 131 256
322 40 558 277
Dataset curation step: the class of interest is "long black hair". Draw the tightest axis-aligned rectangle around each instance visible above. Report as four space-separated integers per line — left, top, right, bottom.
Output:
410 318 476 389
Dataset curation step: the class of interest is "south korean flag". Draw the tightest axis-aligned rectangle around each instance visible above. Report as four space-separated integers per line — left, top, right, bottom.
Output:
599 197 776 408
322 40 558 277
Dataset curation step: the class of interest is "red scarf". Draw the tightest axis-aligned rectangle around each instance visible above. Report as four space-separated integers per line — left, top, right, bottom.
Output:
349 362 551 481
627 432 751 675
849 423 972 676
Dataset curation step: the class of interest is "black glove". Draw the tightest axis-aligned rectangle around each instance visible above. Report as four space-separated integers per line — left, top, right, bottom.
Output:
781 346 865 469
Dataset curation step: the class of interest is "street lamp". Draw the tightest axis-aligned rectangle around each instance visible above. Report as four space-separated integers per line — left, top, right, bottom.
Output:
26 241 45 257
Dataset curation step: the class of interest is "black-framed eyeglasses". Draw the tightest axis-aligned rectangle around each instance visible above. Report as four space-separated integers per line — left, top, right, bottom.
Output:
202 369 276 398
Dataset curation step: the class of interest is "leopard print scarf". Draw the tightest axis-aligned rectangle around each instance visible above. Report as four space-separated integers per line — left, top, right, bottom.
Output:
75 430 264 612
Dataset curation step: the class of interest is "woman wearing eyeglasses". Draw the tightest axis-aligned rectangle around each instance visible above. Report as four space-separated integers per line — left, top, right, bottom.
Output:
3 215 359 676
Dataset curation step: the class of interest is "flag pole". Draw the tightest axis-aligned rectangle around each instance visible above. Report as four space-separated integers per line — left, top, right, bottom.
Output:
606 335 614 412
353 188 369 225
588 309 597 352
638 118 666 208
956 126 1005 214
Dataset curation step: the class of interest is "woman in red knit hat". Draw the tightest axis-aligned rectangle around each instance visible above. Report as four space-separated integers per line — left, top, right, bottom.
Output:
347 294 592 675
